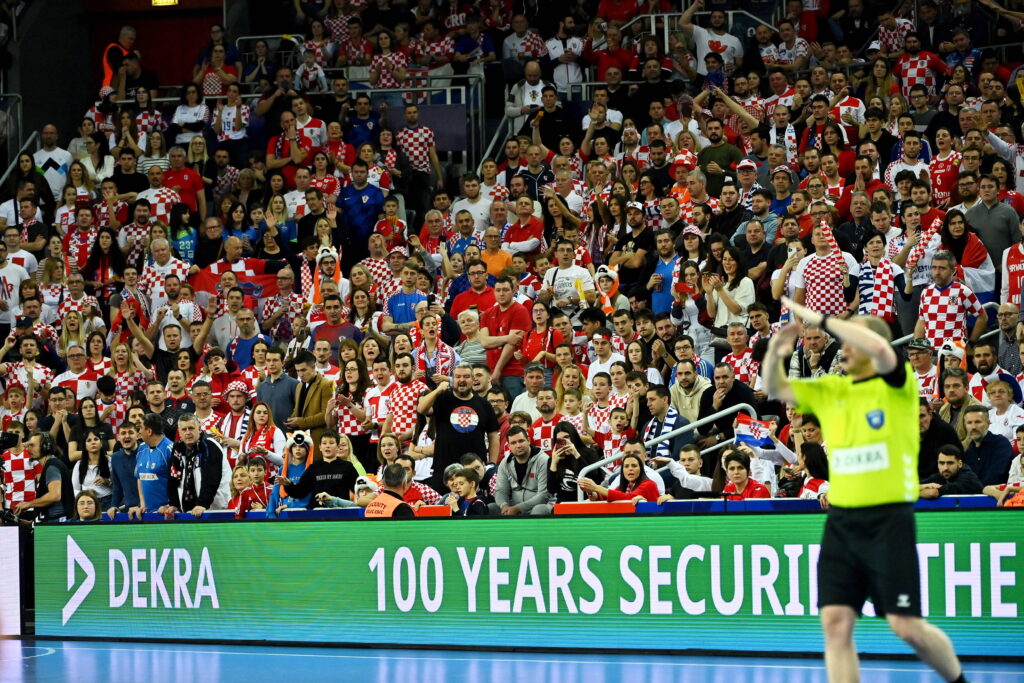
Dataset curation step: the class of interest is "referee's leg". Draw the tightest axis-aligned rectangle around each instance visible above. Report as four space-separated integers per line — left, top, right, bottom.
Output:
821 605 859 683
886 615 964 682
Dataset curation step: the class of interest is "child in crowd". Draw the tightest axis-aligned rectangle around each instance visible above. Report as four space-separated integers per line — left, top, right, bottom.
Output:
235 456 272 518
294 49 328 93
266 432 315 517
594 407 634 475
559 388 586 433
448 467 487 516
374 196 407 251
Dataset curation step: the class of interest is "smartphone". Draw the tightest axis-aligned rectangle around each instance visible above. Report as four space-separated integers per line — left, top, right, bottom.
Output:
787 245 798 257
554 438 567 450
426 294 435 307
675 281 695 294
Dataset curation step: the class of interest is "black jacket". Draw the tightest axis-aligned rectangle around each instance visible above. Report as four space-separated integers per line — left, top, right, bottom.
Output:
168 437 225 510
919 415 961 480
920 464 983 496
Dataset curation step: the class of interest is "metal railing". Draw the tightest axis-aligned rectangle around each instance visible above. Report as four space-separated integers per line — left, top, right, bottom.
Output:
893 301 1002 349
0 93 23 170
0 130 38 191
620 10 776 54
235 34 305 70
576 402 758 501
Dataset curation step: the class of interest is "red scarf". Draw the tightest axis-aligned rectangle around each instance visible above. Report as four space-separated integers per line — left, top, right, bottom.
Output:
417 338 456 377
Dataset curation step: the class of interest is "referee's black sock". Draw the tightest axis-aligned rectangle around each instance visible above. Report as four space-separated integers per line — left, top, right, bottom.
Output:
950 674 967 683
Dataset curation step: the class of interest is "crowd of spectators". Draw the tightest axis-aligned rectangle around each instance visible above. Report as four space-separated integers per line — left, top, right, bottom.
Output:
5 0 1024 523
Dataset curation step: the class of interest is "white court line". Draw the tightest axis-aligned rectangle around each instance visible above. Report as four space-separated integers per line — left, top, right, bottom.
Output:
0 647 56 661
46 646 1024 676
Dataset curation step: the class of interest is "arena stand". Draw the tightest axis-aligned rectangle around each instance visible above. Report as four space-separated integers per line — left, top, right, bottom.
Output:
0 2 1021 526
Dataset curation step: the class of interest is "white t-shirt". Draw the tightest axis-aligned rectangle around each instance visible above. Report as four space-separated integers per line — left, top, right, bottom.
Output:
0 200 42 227
586 352 625 389
543 264 595 318
691 25 744 75
989 404 1024 444
450 196 493 231
0 261 30 325
33 147 74 201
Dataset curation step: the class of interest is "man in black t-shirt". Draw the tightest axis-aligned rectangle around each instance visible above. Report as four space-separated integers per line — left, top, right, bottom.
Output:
418 364 499 490
610 203 655 294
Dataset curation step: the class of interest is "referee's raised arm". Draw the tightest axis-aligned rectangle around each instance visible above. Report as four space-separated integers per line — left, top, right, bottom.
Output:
764 323 800 403
780 297 899 376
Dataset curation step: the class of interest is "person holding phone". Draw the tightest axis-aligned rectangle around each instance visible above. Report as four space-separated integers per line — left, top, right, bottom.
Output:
542 422 602 513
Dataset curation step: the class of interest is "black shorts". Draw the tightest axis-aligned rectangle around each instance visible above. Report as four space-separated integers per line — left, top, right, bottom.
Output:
817 503 922 618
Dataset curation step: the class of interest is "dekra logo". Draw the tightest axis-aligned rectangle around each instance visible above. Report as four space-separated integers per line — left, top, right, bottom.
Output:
63 535 220 624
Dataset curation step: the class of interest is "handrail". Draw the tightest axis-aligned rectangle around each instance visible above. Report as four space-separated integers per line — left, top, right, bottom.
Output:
618 10 774 54
0 130 37 190
576 402 758 500
479 112 512 173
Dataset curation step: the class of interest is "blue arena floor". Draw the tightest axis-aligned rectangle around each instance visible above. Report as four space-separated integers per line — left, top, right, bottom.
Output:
2 640 1022 683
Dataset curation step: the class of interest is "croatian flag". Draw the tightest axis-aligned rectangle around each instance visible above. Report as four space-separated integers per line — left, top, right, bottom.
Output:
734 414 773 447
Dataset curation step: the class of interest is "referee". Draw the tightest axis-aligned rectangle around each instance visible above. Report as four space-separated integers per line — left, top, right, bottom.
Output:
764 297 967 683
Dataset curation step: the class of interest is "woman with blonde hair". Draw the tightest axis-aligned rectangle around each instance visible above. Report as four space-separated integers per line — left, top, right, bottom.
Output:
239 401 287 469
313 217 334 250
555 364 589 408
227 465 253 510
265 193 296 243
106 341 152 395
58 311 87 359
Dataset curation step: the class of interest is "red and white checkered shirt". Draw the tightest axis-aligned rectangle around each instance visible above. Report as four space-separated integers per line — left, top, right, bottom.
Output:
679 196 719 225
531 414 564 452
2 447 39 508
260 292 306 340
792 252 858 316
396 125 437 173
4 359 55 387
506 30 546 58
877 18 914 54
118 221 151 266
310 174 341 198
359 257 393 287
324 13 355 43
58 294 100 319
214 166 240 197
139 258 192 309
88 358 112 376
97 395 130 430
136 110 167 134
370 52 409 89
331 390 368 436
112 370 148 397
724 348 758 385
484 182 510 203
918 281 984 350
29 322 58 347
338 37 373 65
894 51 949 98
136 187 182 225
586 402 613 434
92 200 129 229
388 378 428 438
411 36 455 68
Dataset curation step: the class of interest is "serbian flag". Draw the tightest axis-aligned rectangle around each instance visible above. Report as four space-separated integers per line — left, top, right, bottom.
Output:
734 414 773 448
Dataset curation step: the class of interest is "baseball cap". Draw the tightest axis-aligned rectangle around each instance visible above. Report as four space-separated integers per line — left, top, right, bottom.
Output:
626 201 644 212
736 159 758 171
907 337 932 352
867 41 881 53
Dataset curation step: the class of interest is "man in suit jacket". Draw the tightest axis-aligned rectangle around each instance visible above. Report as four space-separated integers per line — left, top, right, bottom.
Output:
285 350 333 446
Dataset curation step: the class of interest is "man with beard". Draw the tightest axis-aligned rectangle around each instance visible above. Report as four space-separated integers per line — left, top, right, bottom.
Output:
609 202 654 293
697 118 742 197
893 33 951 103
382 353 429 443
966 340 1019 406
715 182 753 245
669 359 710 423
733 189 777 246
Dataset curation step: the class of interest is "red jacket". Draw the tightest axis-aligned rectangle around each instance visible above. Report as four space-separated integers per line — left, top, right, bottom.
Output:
606 478 659 502
723 479 771 500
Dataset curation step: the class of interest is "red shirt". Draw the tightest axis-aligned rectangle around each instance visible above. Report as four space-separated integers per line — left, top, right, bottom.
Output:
503 217 545 259
605 478 659 502
520 327 564 369
450 287 496 320
723 479 771 500
163 167 205 212
480 302 531 378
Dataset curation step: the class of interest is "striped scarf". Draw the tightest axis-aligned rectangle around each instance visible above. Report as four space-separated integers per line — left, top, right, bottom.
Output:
770 124 798 163
218 407 251 468
417 338 457 378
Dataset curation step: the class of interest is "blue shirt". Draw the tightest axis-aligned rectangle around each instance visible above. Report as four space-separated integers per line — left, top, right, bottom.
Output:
229 334 271 370
346 112 380 148
652 255 679 314
387 291 427 325
171 228 197 262
135 436 174 509
338 184 385 240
